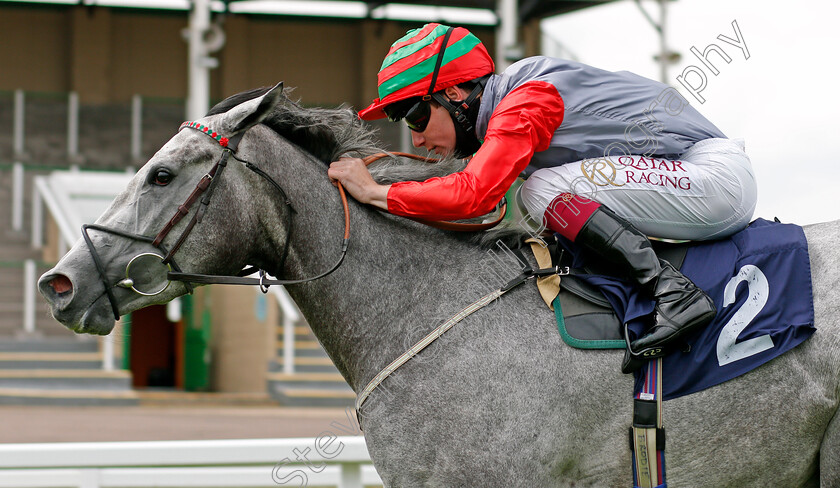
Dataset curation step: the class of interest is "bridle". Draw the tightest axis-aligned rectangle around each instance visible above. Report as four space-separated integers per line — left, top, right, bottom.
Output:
83 119 506 321
83 120 351 320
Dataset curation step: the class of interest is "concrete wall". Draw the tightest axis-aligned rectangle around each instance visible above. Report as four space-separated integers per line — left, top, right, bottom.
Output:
0 4 500 110
0 5 511 167
1 5 70 94
207 285 277 393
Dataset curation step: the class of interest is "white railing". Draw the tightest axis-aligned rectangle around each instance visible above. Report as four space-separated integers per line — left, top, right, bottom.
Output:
22 259 36 335
131 94 143 162
68 92 79 159
31 175 73 252
270 285 302 374
30 170 135 364
0 437 382 488
12 162 24 232
8 89 146 234
9 90 146 162
13 90 24 157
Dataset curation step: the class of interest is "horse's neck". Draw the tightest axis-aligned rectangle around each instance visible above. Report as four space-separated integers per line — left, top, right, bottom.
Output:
257 147 484 390
286 206 478 390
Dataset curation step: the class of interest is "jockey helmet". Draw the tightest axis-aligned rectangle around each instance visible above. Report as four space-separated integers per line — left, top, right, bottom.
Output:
358 23 494 121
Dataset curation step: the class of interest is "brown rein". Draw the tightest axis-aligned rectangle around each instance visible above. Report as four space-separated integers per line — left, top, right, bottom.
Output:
148 136 506 295
155 147 499 274
361 151 507 232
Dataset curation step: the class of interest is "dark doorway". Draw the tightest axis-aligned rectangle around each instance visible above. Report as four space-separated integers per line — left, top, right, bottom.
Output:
128 305 182 388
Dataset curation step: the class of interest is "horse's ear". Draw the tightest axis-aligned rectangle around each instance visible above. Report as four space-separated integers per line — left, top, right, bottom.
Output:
224 82 285 134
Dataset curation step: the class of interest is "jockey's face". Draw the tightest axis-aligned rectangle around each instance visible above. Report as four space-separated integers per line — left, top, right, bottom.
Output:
409 85 469 156
410 104 455 155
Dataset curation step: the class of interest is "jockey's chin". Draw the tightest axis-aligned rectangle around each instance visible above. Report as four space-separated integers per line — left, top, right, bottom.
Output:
429 146 453 157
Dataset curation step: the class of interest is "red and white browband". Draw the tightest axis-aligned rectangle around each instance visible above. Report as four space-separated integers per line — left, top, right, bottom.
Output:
179 121 229 147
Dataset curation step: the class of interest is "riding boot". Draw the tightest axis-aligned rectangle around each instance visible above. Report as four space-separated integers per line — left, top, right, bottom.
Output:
541 194 716 372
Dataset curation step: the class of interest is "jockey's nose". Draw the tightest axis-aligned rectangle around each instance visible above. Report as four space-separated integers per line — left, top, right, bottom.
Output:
410 130 425 148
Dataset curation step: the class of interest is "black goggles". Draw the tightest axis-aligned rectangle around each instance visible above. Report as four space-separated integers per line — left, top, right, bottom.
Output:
384 97 432 132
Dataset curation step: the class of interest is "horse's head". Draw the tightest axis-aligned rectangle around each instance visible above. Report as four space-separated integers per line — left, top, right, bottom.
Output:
38 84 287 335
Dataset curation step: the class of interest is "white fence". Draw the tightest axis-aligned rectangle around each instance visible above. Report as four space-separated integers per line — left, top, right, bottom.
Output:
0 437 382 488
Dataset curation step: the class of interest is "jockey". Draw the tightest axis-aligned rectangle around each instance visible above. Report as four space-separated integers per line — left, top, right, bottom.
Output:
328 23 757 369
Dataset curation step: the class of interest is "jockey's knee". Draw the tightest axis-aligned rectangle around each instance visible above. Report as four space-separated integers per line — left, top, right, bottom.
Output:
702 165 758 239
702 189 757 240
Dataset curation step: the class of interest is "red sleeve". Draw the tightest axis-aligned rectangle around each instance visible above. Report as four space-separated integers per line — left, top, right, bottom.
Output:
386 81 565 220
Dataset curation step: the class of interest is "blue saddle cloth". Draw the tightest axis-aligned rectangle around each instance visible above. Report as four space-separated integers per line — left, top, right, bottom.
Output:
561 218 815 400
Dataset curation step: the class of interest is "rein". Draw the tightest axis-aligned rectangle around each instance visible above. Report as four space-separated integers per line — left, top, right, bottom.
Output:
83 121 505 320
167 151 506 288
164 123 352 289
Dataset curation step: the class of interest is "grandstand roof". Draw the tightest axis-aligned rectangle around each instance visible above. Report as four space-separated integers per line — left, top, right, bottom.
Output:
0 0 614 24
357 1 614 22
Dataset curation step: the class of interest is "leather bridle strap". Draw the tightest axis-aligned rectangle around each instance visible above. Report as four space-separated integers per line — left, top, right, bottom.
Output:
151 172 212 248
81 222 192 320
240 160 296 274
155 131 246 264
165 127 351 288
166 188 349 287
361 152 507 232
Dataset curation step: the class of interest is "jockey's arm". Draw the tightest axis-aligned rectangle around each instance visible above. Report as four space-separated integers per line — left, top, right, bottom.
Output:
386 81 565 220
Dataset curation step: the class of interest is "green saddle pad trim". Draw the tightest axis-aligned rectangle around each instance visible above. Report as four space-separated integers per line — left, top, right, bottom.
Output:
553 296 626 350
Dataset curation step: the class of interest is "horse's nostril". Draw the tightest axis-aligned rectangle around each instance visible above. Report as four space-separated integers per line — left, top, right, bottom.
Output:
39 273 76 313
48 275 73 295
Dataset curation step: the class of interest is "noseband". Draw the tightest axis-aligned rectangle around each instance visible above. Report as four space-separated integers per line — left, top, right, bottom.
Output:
83 120 351 320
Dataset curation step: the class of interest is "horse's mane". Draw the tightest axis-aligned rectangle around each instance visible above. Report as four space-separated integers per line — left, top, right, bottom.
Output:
207 87 529 246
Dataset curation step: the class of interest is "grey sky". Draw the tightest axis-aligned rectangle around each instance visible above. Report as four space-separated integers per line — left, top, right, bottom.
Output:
542 0 839 225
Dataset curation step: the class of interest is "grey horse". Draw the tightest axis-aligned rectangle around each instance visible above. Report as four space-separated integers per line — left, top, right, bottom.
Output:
39 85 840 487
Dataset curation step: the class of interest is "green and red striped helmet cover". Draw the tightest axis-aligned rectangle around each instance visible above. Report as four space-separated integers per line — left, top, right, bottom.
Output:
358 23 494 120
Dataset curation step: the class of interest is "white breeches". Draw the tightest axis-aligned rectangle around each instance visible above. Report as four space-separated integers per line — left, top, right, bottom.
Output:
519 138 758 241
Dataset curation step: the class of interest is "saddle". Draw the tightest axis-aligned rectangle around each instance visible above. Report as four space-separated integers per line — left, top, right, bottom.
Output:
521 218 815 401
525 235 689 351
522 221 815 488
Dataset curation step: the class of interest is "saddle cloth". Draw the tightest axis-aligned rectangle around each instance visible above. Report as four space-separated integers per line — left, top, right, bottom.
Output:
527 218 816 400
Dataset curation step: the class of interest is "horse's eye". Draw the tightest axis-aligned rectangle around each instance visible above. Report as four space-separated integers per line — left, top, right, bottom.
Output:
153 169 173 186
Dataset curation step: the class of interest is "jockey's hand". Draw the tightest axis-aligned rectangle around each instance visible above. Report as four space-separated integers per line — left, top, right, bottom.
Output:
328 157 390 211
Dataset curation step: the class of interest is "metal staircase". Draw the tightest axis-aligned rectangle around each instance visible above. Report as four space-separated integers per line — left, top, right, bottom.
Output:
0 165 139 405
0 167 62 338
0 338 137 406
0 92 357 408
267 324 355 408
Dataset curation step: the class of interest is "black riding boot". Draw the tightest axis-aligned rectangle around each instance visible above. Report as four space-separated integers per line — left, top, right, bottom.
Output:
575 206 716 372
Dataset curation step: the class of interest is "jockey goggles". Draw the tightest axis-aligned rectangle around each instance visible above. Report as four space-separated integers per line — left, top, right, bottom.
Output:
384 96 432 132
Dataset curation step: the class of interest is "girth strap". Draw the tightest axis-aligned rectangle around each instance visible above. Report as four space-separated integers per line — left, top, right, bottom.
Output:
354 252 568 428
630 357 667 488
